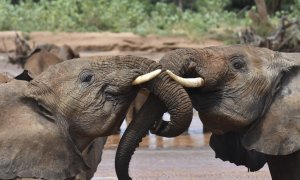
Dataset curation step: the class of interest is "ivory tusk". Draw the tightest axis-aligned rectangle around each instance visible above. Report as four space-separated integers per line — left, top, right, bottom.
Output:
132 69 162 85
166 70 204 88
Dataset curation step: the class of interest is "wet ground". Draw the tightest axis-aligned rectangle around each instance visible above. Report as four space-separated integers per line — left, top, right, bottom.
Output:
0 50 271 179
94 113 271 180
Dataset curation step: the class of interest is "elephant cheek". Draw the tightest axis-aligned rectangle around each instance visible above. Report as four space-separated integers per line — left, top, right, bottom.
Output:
97 101 123 136
103 101 114 115
200 112 248 134
101 101 114 126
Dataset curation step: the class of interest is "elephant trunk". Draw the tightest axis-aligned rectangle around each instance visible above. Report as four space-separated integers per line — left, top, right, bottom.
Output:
115 70 193 179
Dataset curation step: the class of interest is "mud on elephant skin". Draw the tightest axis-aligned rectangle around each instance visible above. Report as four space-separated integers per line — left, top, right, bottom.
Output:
0 55 184 179
156 45 300 179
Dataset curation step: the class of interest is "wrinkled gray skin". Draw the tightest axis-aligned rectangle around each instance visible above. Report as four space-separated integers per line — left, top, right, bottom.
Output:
13 46 102 179
0 79 106 180
115 71 193 179
23 44 139 133
0 55 191 179
116 45 300 180
158 45 300 179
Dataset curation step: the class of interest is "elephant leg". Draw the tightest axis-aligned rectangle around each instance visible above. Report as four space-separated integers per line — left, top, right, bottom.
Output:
266 150 300 180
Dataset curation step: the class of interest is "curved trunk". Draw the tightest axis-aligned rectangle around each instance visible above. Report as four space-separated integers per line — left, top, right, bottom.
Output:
115 71 193 180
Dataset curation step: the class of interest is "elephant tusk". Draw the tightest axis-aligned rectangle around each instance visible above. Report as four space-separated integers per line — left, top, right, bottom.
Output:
132 69 162 85
166 70 204 88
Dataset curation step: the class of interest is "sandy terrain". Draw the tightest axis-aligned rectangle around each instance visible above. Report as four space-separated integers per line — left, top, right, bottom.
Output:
0 31 223 53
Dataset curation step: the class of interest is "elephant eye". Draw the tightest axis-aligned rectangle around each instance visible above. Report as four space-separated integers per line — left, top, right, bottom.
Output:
231 56 247 71
233 61 243 69
82 74 93 82
79 70 94 84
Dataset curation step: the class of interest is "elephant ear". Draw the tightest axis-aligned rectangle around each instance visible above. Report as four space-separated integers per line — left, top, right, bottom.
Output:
210 132 266 171
82 137 107 179
243 67 300 155
0 80 88 179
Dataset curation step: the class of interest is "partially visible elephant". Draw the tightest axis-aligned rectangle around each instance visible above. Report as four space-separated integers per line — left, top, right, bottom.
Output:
23 49 64 77
23 44 80 77
0 55 192 179
35 43 80 61
11 33 79 66
116 45 300 180
10 59 105 179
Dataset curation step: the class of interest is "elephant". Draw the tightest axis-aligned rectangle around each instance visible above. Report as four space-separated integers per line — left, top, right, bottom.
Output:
23 49 64 78
7 64 104 179
21 45 148 134
22 44 80 77
115 45 300 180
0 55 192 179
11 33 79 67
34 43 80 61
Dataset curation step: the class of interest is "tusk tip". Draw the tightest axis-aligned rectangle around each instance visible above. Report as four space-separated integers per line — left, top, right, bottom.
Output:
166 69 204 88
132 69 162 85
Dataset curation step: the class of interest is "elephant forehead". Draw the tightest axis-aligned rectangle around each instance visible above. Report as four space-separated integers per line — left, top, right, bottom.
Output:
33 60 91 80
217 45 274 72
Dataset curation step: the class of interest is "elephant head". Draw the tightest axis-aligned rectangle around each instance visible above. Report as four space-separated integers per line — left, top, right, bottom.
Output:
157 45 300 170
159 45 289 133
115 45 300 179
0 55 192 179
24 55 166 150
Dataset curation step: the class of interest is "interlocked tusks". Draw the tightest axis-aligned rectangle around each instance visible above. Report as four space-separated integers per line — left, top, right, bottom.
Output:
166 70 204 88
132 69 162 85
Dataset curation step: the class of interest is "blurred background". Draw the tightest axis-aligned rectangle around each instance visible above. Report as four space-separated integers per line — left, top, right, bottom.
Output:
0 0 299 179
1 0 300 48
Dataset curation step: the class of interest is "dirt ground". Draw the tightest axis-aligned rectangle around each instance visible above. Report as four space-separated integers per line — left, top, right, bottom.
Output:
0 32 271 179
96 149 271 180
0 31 223 53
96 116 271 180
